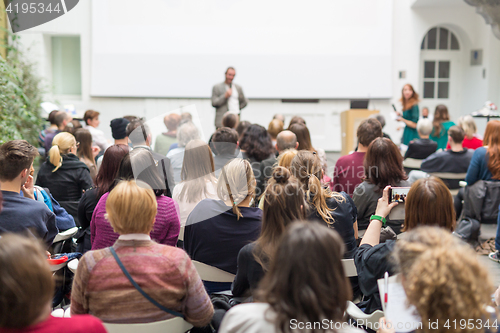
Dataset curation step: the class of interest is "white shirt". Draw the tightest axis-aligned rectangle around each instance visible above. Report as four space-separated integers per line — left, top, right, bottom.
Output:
226 83 240 113
172 179 218 227
118 234 151 241
84 125 111 151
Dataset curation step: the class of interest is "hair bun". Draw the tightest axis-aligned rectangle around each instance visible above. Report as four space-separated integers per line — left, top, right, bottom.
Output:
273 166 290 184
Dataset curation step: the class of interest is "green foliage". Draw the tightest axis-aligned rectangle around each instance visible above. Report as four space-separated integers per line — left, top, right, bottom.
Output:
0 34 44 146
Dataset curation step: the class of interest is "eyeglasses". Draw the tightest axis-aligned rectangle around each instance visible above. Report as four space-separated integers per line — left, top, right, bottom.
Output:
75 142 80 148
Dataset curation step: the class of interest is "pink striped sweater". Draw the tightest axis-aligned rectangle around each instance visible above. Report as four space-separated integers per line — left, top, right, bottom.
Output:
70 239 214 326
90 193 180 250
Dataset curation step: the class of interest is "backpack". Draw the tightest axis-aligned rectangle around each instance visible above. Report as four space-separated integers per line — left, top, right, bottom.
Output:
453 217 481 248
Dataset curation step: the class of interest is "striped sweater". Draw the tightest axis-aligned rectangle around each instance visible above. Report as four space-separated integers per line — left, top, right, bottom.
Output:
70 239 214 326
90 193 180 250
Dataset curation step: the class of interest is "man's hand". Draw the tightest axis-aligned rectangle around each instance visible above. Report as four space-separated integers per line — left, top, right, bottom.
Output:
22 175 35 200
92 146 101 159
224 88 233 98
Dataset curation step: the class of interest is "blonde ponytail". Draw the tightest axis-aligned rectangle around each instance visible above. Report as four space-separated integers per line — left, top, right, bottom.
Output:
49 132 76 172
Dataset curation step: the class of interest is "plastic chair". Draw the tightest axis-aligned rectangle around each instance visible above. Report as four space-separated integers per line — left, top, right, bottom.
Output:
103 317 193 333
402 158 423 169
429 172 467 196
67 258 79 273
192 260 235 282
342 259 358 277
346 300 384 327
53 227 79 243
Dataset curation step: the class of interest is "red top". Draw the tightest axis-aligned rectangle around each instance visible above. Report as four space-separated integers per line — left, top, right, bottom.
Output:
332 152 366 197
446 136 483 150
0 315 107 333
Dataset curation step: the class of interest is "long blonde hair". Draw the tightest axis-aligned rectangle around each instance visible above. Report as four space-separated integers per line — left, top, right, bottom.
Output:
393 227 494 333
217 158 255 220
290 151 344 224
48 132 76 172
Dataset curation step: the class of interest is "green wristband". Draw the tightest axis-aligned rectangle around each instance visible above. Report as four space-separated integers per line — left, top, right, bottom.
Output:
370 215 387 226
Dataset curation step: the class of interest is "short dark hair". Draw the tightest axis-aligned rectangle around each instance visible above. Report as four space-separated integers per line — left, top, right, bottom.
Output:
357 118 383 147
448 126 465 144
211 127 238 155
0 140 39 181
54 111 69 127
222 112 239 129
83 110 100 125
126 120 151 145
48 110 59 125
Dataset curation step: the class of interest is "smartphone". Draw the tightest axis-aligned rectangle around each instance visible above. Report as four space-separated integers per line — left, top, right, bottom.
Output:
388 187 410 203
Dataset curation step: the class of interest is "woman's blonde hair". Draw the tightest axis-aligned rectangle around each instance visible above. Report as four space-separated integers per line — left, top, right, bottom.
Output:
290 151 344 224
277 149 298 169
48 132 77 172
105 180 158 234
217 158 256 220
457 115 477 139
393 227 494 333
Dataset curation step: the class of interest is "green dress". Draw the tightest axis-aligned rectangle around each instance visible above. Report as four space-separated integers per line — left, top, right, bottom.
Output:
401 104 420 146
430 120 455 150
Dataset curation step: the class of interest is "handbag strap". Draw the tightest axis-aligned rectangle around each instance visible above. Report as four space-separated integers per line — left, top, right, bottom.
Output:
109 247 185 319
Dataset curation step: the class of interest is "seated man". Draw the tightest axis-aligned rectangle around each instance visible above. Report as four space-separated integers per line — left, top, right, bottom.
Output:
409 126 473 185
210 127 242 177
332 118 382 197
404 118 437 160
0 140 58 246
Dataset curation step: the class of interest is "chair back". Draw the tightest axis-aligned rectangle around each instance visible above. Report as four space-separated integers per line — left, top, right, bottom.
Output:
192 260 235 282
342 259 357 277
104 317 193 333
429 172 467 194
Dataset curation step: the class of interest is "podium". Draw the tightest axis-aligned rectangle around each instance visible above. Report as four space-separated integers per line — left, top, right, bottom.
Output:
340 109 379 156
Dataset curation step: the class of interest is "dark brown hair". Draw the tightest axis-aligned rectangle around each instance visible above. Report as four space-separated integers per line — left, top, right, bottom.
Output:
239 124 274 162
83 109 100 125
54 111 69 128
254 167 306 271
74 128 93 163
483 120 500 179
400 84 419 111
0 234 54 329
96 144 130 199
364 138 407 189
288 116 306 128
222 112 239 129
255 222 351 333
211 127 239 156
447 126 465 144
267 119 284 139
357 118 383 147
402 177 455 232
432 104 450 138
0 140 39 181
236 120 251 139
289 124 314 151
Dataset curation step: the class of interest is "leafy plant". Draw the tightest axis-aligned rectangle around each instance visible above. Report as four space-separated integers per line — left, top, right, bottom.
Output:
0 32 45 146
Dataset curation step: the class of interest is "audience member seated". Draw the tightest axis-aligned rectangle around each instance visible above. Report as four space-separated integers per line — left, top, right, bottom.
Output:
184 159 262 293
374 114 392 141
36 132 93 203
72 180 213 326
446 115 483 150
287 115 306 128
222 111 239 129
127 119 174 196
290 151 358 258
333 118 383 197
404 118 437 160
379 227 494 333
289 123 329 184
355 177 455 314
409 126 473 185
0 140 57 246
220 222 364 333
272 113 285 124
154 113 181 156
259 130 298 192
172 140 218 228
96 118 130 170
353 138 410 233
420 106 432 120
91 149 180 250
83 110 110 151
239 124 274 197
39 110 59 149
0 234 107 333
74 128 99 184
429 104 455 150
235 120 251 141
44 111 70 153
267 118 284 148
77 144 129 253
232 167 306 297
211 127 242 177
166 121 201 185
63 119 83 136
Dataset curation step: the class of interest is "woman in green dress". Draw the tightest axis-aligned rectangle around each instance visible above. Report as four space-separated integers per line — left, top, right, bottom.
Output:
398 84 420 146
430 104 455 150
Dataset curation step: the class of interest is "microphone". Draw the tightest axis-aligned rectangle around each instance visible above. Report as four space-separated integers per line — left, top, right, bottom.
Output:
229 83 232 89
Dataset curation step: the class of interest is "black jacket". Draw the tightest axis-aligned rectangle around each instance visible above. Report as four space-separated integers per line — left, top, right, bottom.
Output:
36 154 93 202
404 138 437 160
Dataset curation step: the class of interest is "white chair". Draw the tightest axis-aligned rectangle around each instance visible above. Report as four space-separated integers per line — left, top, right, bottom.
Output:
341 259 358 278
429 172 467 196
192 260 235 282
53 227 79 243
104 317 193 333
178 226 185 242
67 258 79 273
402 158 423 169
346 300 384 327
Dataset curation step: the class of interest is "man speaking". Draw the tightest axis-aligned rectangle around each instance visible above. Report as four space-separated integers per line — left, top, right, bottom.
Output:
211 67 248 128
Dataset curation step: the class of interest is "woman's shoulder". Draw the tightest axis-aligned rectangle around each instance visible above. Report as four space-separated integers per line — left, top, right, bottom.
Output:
221 303 275 333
